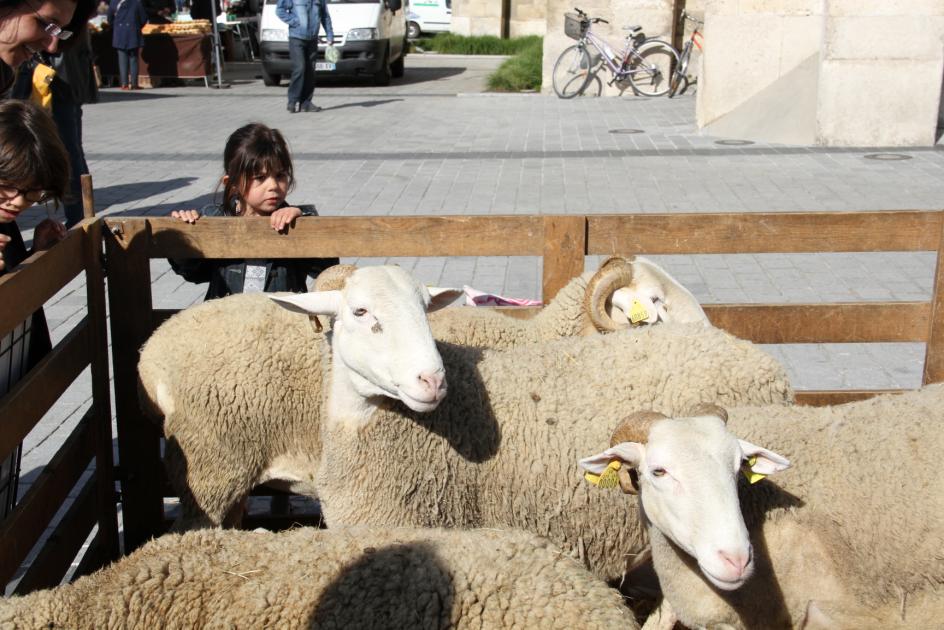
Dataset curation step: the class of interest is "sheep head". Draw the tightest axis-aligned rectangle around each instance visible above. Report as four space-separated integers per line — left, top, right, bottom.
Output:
585 256 637 333
270 266 461 416
579 406 790 591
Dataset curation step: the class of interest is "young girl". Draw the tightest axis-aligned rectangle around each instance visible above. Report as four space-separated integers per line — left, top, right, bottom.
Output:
169 122 338 300
0 99 70 517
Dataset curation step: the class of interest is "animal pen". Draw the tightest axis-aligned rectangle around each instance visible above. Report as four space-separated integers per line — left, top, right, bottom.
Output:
4 200 944 594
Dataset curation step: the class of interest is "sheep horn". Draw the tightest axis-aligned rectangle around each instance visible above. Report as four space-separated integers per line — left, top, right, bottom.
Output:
585 256 636 333
688 403 728 424
314 264 358 292
609 410 669 495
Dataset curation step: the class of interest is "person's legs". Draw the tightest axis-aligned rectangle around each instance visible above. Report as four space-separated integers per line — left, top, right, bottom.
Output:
129 48 140 89
300 38 316 102
286 37 306 112
117 49 129 88
51 91 88 227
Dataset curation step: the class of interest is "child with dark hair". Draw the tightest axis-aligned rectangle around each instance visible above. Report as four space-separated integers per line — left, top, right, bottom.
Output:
169 122 339 300
0 98 70 517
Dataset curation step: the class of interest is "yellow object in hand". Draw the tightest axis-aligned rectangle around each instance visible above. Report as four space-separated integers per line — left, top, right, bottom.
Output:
629 299 649 324
30 63 56 112
584 460 621 489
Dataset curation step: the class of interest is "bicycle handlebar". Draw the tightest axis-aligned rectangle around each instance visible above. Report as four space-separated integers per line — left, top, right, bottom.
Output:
573 6 587 17
593 17 608 24
680 10 703 25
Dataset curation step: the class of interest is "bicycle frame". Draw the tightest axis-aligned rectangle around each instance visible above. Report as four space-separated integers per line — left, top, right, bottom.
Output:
581 26 658 84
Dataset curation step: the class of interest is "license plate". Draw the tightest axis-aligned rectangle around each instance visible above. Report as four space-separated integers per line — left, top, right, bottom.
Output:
315 62 336 71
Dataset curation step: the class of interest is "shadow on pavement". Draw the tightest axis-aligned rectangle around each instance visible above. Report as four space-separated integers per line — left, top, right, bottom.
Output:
320 98 403 112
93 178 201 207
97 89 181 102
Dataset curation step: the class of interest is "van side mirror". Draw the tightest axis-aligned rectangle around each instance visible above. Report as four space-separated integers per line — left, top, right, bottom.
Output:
385 0 402 12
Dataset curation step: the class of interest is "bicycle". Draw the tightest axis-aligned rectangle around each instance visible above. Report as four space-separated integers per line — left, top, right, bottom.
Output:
552 7 678 99
669 10 703 98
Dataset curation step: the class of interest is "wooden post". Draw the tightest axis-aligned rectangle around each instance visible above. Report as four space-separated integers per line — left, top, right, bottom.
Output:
80 174 95 221
104 219 163 552
924 219 944 384
541 216 586 303
83 218 120 564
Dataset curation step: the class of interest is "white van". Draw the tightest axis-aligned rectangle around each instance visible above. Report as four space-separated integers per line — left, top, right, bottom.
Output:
406 0 450 39
259 0 407 86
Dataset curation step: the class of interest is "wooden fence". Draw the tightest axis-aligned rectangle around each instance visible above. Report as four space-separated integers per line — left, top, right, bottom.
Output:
4 209 943 586
0 203 119 593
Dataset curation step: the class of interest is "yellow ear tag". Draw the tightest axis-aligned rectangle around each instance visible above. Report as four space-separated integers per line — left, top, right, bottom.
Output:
741 456 767 484
629 299 649 324
584 460 621 489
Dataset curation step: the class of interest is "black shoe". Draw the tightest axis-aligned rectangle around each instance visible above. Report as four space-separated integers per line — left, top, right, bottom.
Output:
287 102 298 113
300 101 322 113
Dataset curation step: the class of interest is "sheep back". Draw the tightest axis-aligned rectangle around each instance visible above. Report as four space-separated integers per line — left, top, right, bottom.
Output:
0 527 638 630
317 323 794 582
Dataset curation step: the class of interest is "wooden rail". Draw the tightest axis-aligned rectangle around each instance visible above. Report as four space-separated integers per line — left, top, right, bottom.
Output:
101 211 944 551
0 175 119 594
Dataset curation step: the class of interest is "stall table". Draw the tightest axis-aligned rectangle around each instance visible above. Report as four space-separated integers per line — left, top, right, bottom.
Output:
92 32 212 86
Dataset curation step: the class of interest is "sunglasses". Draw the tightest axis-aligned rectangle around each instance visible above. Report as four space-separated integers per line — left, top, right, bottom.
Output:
26 0 73 41
0 183 53 203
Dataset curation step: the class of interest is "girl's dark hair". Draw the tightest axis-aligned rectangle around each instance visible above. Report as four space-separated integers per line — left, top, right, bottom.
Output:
0 99 69 202
220 123 294 214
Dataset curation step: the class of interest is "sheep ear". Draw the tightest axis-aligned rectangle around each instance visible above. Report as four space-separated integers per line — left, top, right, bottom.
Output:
426 287 463 312
739 440 790 475
578 442 644 475
270 291 342 317
611 288 660 325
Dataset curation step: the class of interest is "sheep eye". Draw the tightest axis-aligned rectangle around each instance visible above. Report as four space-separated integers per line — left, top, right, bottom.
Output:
651 468 666 478
353 308 367 317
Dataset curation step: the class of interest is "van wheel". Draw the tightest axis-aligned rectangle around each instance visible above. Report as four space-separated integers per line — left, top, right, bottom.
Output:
407 21 421 39
262 65 281 87
391 53 404 78
374 46 391 86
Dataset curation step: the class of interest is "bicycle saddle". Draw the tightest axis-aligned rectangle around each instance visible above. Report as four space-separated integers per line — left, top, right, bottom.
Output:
622 24 642 32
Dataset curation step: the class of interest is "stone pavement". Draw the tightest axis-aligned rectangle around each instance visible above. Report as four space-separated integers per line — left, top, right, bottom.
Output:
7 54 944 578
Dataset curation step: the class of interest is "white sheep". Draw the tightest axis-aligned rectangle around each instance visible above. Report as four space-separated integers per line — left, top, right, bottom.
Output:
138 257 706 529
0 526 640 629
140 265 456 528
270 283 792 585
578 391 944 629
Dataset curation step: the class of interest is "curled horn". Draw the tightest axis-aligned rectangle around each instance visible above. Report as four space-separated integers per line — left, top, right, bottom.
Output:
688 403 728 424
314 264 358 292
609 410 669 495
585 256 637 333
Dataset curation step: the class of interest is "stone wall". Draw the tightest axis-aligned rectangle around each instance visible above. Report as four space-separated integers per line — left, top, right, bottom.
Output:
451 0 547 37
696 0 944 146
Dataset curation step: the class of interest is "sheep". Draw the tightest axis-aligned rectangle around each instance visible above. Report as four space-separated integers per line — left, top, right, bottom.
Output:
140 265 457 529
138 256 707 529
0 526 641 629
271 284 793 586
578 391 944 629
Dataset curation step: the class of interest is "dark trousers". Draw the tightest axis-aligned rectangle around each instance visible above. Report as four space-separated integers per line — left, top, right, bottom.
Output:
287 37 317 106
52 98 88 227
117 48 140 87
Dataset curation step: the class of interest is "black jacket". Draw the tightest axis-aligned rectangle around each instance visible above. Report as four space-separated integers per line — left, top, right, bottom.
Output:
168 203 339 300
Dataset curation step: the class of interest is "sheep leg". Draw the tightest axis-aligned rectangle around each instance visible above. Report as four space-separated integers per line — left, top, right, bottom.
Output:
641 599 677 630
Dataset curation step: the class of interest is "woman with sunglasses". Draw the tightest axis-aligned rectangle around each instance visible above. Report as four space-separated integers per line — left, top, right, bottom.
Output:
0 0 97 92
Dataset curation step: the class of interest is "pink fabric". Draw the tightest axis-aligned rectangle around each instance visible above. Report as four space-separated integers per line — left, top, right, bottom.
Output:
463 285 543 307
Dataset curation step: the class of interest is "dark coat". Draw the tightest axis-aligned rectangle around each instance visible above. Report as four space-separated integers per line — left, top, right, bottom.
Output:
108 0 147 51
168 203 340 301
0 222 53 373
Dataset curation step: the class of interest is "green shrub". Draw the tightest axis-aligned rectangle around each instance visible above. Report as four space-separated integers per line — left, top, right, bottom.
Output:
486 37 543 92
414 33 541 56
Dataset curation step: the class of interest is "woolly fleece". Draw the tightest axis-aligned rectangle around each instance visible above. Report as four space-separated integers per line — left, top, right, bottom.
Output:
0 527 639 629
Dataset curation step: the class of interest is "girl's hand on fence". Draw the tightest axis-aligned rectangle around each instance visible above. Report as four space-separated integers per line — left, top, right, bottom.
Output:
270 206 302 233
33 219 67 251
171 210 201 224
0 233 9 272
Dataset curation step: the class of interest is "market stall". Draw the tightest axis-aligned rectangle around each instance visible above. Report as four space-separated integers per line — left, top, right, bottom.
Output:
91 20 214 86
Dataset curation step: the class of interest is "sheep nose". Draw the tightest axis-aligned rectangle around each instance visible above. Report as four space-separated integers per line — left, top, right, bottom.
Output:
417 370 446 400
718 549 751 578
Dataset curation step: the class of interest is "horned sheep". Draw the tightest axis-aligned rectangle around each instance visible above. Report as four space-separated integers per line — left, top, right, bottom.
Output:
0 527 640 629
269 268 793 585
138 257 708 529
579 389 944 629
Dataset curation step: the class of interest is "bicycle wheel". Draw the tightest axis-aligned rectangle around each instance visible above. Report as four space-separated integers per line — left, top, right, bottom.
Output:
669 45 691 98
552 44 593 99
626 40 678 97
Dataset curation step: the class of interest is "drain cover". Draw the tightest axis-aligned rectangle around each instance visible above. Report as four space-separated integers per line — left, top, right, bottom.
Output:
715 139 754 146
609 128 644 135
863 153 912 161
